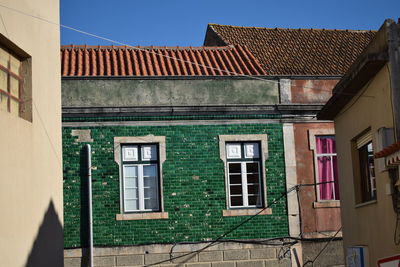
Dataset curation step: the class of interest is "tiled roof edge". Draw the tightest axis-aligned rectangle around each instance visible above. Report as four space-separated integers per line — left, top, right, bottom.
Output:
208 23 377 33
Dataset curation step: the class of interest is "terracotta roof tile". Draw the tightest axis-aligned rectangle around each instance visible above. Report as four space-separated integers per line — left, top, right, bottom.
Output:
61 45 267 77
204 24 376 76
374 141 400 159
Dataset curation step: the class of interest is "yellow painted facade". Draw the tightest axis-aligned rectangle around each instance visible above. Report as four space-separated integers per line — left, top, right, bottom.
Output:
0 0 62 266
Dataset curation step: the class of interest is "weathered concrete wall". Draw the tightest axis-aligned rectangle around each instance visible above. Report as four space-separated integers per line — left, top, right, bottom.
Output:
291 80 338 104
301 240 344 266
62 79 279 107
0 0 63 266
64 242 291 267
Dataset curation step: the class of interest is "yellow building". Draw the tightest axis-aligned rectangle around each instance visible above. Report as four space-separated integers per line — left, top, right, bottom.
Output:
0 0 63 266
318 19 400 265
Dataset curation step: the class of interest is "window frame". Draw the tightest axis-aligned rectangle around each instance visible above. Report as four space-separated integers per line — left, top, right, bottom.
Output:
352 129 377 205
219 135 269 212
309 129 340 204
121 143 160 213
0 34 32 121
114 136 168 220
226 142 264 208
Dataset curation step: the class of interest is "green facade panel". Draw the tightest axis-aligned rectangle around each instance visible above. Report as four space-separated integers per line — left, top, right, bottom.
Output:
63 123 288 248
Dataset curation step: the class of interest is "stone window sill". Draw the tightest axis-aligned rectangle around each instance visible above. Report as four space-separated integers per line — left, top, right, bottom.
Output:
222 208 272 217
116 212 168 221
313 201 340 209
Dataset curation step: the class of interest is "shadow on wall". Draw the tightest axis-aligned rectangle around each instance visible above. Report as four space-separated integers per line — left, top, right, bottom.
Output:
25 200 63 267
80 145 90 267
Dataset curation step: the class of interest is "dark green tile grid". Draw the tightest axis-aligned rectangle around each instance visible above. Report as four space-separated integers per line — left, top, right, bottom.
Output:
62 114 281 122
63 123 288 248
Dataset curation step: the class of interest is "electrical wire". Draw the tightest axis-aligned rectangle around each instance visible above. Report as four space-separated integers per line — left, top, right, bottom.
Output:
144 185 298 267
0 2 376 98
302 226 342 267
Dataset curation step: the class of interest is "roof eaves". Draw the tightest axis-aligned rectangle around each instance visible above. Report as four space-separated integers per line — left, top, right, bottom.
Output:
317 21 391 120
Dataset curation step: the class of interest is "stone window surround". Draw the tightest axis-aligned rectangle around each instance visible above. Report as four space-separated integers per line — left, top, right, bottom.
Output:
308 129 340 207
219 134 272 216
114 135 168 220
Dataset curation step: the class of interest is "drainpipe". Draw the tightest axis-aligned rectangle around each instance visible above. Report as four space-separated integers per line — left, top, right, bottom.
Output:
87 144 94 267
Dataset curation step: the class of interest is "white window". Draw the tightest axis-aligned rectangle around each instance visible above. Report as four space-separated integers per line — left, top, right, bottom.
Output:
219 135 268 211
114 136 167 220
226 143 263 208
121 144 160 212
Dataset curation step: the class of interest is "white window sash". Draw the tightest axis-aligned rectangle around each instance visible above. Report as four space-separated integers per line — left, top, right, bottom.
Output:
123 163 159 212
227 161 261 208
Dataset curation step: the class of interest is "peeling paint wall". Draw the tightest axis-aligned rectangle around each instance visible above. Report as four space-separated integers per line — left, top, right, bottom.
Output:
62 79 279 107
290 79 339 104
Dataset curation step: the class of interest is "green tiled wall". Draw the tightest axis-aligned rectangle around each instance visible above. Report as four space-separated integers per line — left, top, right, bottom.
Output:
63 123 288 248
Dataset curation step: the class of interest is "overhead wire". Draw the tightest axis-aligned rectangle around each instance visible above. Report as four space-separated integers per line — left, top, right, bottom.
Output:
0 3 349 265
0 2 375 98
144 185 298 266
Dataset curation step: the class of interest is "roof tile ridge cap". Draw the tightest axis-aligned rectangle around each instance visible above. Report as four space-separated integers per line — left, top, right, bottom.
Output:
213 24 377 33
207 24 231 46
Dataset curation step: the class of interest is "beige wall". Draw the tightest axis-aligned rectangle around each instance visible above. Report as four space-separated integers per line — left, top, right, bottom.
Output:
0 1 62 266
334 64 398 264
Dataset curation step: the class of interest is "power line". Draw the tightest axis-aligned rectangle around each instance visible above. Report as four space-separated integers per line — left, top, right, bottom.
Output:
0 2 375 98
144 185 298 266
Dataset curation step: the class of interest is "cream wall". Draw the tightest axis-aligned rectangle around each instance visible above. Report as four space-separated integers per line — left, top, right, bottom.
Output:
0 1 62 266
334 64 398 264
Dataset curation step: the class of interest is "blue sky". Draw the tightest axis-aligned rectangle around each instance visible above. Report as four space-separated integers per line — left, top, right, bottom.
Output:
61 0 400 46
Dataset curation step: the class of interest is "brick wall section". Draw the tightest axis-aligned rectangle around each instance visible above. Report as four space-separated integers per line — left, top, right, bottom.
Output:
64 242 291 267
63 123 288 247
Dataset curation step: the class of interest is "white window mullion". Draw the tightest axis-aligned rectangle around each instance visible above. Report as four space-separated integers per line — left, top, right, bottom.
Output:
330 155 336 200
138 165 145 211
242 162 249 207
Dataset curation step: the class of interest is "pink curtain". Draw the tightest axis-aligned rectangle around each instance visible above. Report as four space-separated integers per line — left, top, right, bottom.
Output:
316 136 339 200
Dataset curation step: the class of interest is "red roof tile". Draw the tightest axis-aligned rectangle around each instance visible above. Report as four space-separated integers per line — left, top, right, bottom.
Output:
204 24 376 76
61 45 267 77
374 141 400 159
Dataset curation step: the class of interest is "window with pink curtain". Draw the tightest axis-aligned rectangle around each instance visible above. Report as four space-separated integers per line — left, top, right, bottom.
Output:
316 136 339 200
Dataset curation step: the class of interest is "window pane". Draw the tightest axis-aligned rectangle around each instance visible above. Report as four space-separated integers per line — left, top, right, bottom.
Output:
0 70 7 91
231 196 243 206
143 165 156 177
248 195 261 206
247 184 260 194
141 145 157 161
145 198 159 210
124 177 137 188
123 165 137 178
10 98 18 116
316 136 336 154
9 54 20 74
125 188 138 199
317 156 334 200
228 163 241 173
0 93 7 112
359 142 376 202
229 174 241 184
247 173 259 184
246 162 259 173
0 48 8 67
125 199 138 211
333 156 340 200
230 185 242 195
